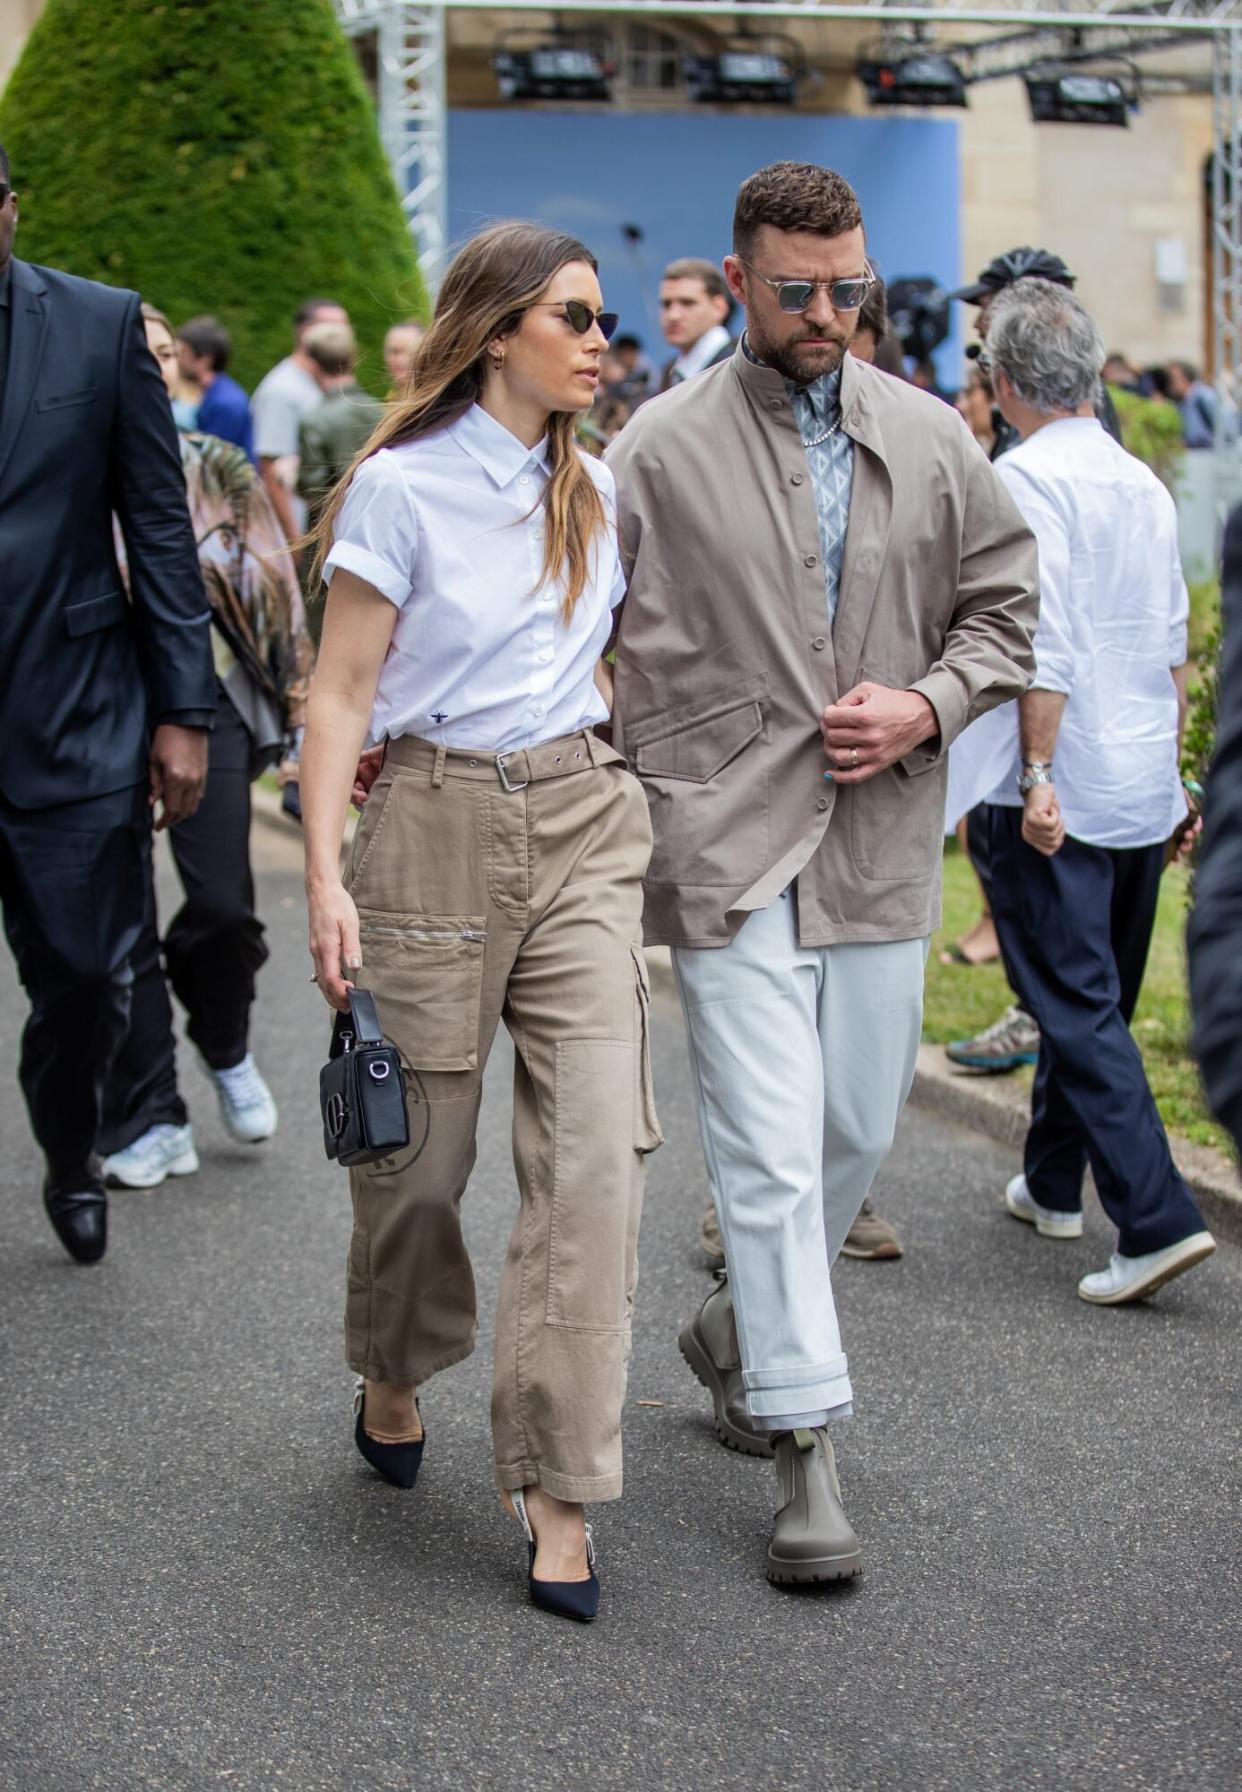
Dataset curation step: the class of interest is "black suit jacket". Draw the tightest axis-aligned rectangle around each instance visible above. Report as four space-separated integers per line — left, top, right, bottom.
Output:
0 257 215 809
1188 505 1242 1154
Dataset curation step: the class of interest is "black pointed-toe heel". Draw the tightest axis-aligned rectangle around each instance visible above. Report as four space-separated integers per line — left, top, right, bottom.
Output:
352 1379 424 1489
512 1488 600 1623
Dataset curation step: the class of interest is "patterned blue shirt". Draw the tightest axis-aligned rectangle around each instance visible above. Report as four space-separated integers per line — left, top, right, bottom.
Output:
743 336 855 626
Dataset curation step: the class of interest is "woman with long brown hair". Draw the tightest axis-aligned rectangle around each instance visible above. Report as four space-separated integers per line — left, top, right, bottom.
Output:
301 222 660 1623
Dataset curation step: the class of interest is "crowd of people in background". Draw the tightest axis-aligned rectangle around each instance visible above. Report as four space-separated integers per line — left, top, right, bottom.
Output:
579 246 1225 457
139 243 1226 494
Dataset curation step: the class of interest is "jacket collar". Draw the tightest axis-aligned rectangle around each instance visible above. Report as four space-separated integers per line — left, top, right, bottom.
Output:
733 338 888 463
449 402 552 488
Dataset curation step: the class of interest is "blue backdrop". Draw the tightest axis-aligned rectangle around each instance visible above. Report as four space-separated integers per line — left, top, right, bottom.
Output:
446 110 963 384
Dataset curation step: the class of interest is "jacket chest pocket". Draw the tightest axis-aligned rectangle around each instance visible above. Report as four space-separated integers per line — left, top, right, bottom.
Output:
355 913 486 1072
36 387 100 413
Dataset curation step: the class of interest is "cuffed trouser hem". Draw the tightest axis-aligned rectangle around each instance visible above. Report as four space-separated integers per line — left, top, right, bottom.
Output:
494 1461 624 1504
346 1338 477 1389
745 1367 854 1420
755 1402 853 1430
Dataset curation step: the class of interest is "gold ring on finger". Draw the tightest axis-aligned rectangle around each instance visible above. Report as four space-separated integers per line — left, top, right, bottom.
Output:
850 747 859 768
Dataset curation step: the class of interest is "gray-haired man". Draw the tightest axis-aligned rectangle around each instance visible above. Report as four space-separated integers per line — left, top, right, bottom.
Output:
979 278 1215 1303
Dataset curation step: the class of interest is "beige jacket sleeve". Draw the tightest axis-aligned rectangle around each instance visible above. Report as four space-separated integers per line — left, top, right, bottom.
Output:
903 437 1041 775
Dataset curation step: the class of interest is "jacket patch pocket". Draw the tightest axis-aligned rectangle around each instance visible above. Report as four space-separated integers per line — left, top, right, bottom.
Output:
64 591 126 637
635 699 762 783
631 946 664 1153
356 912 485 1072
849 765 944 883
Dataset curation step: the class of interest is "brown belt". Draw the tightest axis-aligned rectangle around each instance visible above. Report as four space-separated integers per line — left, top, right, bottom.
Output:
384 728 618 793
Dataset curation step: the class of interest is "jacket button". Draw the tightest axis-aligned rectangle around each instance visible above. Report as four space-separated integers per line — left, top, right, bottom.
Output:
812 636 826 651
804 554 818 568
770 399 783 411
791 473 804 486
817 796 830 811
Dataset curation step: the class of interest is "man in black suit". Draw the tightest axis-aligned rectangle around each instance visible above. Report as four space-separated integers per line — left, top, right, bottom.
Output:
0 144 215 1264
1189 504 1242 1155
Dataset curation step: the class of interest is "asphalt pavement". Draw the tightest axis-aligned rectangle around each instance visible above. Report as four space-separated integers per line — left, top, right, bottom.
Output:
1 817 1239 1792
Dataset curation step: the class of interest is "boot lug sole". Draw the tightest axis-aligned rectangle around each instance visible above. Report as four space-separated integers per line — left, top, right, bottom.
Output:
766 1552 864 1585
677 1327 774 1459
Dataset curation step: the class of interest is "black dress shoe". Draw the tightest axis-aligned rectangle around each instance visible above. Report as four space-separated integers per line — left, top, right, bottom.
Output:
352 1380 424 1489
43 1180 107 1265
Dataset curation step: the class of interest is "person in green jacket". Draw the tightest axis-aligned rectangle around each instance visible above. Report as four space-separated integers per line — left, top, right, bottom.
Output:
297 323 385 640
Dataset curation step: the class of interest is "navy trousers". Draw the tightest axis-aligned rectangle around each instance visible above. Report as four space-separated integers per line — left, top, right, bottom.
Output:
986 806 1204 1257
0 782 148 1190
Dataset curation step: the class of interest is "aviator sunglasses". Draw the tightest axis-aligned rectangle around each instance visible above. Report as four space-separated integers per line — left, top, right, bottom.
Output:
741 260 875 315
531 299 620 342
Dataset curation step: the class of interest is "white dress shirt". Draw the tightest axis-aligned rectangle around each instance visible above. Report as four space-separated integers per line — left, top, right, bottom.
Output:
953 417 1188 849
670 323 732 384
324 404 624 752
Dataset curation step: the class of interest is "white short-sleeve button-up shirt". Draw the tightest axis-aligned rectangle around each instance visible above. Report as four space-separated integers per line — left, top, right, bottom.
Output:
324 403 624 752
948 417 1189 850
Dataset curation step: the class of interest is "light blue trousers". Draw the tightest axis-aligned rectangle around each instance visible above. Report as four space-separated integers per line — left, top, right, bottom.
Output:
672 892 926 1426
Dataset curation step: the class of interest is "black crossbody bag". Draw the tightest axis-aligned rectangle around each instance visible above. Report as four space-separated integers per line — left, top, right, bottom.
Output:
319 989 409 1167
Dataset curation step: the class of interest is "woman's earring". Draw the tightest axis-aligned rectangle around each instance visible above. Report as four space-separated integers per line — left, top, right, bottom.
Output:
489 349 505 370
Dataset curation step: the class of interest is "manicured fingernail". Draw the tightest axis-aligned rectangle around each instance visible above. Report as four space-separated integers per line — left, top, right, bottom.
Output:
823 772 834 782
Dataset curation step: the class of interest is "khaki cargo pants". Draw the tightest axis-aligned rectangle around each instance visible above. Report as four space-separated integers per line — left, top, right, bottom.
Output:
343 730 662 1504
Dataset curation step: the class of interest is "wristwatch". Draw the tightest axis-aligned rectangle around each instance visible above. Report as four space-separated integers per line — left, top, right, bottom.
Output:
1018 761 1055 794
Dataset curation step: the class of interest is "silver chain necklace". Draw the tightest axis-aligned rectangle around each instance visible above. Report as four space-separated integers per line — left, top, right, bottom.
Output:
802 413 845 449
794 388 845 448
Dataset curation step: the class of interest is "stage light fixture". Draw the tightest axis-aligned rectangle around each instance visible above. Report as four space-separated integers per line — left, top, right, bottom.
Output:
491 44 612 103
1024 71 1130 126
857 54 967 109
685 51 797 106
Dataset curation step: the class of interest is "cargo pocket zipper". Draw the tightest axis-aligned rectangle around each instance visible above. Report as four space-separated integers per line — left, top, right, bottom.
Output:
359 926 487 944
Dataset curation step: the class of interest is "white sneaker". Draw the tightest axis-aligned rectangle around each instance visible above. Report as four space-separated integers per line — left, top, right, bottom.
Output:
1078 1231 1216 1305
208 1053 278 1144
101 1123 199 1189
1004 1173 1083 1240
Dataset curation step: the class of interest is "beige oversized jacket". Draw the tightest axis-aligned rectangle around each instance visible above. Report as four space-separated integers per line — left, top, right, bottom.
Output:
605 346 1040 949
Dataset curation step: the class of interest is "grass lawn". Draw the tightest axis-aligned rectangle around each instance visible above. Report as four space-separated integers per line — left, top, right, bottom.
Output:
926 840 1231 1156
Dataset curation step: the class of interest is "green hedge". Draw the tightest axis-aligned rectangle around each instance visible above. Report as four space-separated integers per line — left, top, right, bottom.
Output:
0 0 426 393
1109 384 1186 492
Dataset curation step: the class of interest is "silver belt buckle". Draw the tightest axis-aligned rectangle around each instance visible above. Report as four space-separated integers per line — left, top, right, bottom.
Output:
496 752 528 794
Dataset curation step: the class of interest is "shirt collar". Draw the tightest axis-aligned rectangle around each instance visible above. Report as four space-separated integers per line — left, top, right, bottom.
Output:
673 322 731 382
450 402 552 488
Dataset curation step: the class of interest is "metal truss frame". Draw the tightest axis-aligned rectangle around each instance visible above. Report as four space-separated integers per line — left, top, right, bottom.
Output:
336 0 448 282
336 0 1242 411
1214 27 1242 433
